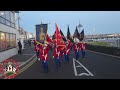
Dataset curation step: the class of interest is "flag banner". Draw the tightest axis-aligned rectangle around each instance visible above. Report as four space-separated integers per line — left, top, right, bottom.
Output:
73 26 80 39
80 29 84 41
52 31 56 40
67 25 74 43
55 24 65 49
46 34 53 44
60 29 67 42
36 24 48 45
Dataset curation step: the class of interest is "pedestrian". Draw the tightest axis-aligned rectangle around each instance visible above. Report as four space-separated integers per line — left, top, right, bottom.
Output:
52 44 61 72
38 43 50 73
18 40 22 54
28 40 31 46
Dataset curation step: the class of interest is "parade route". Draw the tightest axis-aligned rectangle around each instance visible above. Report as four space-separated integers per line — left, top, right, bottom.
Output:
14 49 120 79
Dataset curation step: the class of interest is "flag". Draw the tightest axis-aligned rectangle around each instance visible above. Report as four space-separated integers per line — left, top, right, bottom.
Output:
79 29 84 41
36 24 48 45
46 34 53 44
73 26 80 39
67 25 74 43
55 24 65 49
52 31 56 40
78 23 83 28
60 29 67 42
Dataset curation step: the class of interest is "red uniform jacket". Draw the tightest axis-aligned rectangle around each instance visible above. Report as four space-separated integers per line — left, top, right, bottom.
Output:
34 44 38 52
81 43 86 50
67 40 72 48
77 42 82 50
38 45 50 61
52 46 61 58
63 45 70 55
73 43 80 52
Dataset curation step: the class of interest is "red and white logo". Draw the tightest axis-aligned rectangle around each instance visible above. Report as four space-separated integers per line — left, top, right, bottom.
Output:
0 59 20 79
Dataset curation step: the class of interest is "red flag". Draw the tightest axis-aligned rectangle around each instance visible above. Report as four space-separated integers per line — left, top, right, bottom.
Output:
46 34 53 44
55 24 65 49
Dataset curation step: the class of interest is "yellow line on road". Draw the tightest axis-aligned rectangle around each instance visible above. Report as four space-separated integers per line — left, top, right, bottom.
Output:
4 58 37 79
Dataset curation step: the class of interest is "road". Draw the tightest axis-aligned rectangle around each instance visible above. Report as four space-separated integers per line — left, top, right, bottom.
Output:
15 49 120 79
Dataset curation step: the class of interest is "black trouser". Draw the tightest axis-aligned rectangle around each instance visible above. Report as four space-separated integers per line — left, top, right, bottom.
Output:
19 48 22 54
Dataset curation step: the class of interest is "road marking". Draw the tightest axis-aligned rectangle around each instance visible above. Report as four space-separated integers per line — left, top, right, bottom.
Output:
19 54 36 67
4 57 37 79
86 50 120 59
73 58 77 76
76 66 82 67
73 58 94 77
78 73 90 76
0 54 36 79
18 57 36 75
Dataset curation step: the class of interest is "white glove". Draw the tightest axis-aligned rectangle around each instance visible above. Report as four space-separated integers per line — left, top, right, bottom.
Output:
53 56 54 58
44 60 46 63
38 58 40 61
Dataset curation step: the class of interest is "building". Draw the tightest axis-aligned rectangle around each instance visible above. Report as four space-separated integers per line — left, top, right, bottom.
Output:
0 11 21 62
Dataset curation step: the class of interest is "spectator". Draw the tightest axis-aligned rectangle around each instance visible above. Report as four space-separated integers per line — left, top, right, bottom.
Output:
18 40 22 54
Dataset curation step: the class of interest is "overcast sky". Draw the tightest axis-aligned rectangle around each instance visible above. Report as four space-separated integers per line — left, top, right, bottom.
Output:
19 11 120 36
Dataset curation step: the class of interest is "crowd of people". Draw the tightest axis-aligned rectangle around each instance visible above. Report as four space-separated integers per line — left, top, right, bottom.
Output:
32 39 86 73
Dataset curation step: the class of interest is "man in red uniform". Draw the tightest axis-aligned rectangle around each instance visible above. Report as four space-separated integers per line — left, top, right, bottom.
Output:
38 43 50 73
52 44 61 71
63 42 70 63
67 39 72 49
81 41 86 58
73 42 80 60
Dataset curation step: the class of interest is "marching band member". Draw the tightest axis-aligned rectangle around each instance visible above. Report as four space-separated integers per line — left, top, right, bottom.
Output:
63 42 70 63
81 41 86 58
52 44 61 71
73 42 80 60
39 43 50 73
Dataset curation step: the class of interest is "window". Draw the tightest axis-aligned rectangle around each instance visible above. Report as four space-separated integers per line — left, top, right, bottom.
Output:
0 32 16 51
0 11 6 24
10 12 15 28
0 11 16 28
5 11 11 21
0 17 6 24
6 33 10 49
10 33 13 47
0 32 6 51
10 12 15 24
0 11 5 18
13 34 16 47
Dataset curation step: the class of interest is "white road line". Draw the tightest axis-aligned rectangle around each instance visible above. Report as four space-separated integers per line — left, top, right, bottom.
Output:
74 58 94 76
76 66 82 67
73 58 94 77
73 59 77 76
78 73 90 76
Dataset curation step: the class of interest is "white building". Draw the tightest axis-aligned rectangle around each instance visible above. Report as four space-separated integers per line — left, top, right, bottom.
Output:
0 11 21 62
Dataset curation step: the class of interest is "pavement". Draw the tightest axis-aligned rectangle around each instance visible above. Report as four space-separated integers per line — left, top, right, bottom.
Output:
0 44 36 79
